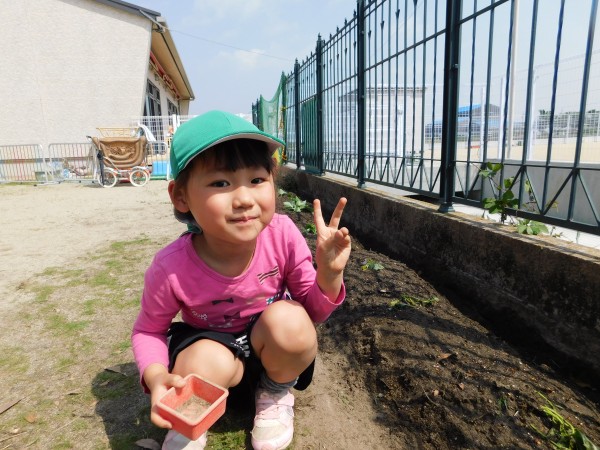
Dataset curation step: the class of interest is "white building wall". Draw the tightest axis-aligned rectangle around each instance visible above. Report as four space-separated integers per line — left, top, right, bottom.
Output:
0 0 152 149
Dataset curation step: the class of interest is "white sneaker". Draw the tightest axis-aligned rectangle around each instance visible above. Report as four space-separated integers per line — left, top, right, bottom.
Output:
251 388 294 450
162 430 207 450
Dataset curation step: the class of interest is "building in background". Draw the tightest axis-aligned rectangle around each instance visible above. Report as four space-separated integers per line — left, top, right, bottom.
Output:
0 0 194 150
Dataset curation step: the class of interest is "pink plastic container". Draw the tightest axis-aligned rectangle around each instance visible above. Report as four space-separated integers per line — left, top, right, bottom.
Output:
157 374 229 440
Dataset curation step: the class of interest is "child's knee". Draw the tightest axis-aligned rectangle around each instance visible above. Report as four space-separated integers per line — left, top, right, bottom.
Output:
173 339 243 386
258 302 317 353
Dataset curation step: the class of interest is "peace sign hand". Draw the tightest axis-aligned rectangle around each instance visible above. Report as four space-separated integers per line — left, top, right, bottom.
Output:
313 198 351 300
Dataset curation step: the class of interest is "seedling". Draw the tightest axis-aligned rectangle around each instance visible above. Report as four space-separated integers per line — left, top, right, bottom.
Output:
497 394 510 414
516 219 549 236
283 194 312 213
361 259 384 271
480 163 553 236
480 163 519 224
304 223 316 235
531 393 599 450
390 295 438 308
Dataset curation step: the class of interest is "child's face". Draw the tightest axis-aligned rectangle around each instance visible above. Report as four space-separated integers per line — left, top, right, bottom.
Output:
178 158 276 245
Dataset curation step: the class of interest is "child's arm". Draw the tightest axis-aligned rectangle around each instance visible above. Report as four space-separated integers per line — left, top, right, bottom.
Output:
313 197 352 300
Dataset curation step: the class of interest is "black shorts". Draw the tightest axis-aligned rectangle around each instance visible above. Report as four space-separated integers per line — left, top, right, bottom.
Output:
167 321 314 395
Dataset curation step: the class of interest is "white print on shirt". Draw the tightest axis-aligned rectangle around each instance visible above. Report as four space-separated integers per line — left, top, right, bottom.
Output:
257 266 279 284
190 310 208 321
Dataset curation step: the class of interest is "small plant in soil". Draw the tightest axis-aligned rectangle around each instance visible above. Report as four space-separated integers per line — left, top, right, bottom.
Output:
361 259 384 271
532 393 599 450
283 194 312 213
480 162 520 224
479 162 552 236
303 223 316 235
517 218 549 236
390 294 439 308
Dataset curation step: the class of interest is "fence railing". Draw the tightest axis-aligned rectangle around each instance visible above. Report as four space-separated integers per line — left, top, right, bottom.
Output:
0 115 193 185
255 0 600 235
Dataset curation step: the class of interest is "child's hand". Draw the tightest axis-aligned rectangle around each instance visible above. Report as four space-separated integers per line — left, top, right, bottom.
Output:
144 364 187 429
313 197 351 299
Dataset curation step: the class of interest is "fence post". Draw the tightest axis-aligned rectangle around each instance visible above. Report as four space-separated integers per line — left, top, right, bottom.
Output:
257 98 263 130
294 60 302 169
568 0 598 221
356 0 366 188
438 0 461 213
316 35 325 175
281 74 287 138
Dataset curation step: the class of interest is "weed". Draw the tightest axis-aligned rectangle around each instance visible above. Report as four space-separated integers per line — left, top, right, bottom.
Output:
304 223 317 235
0 345 29 374
361 259 384 271
497 394 510 414
113 339 131 354
480 163 519 224
480 163 552 235
208 430 248 449
283 194 312 213
390 294 438 308
31 284 56 303
532 393 599 450
517 219 549 236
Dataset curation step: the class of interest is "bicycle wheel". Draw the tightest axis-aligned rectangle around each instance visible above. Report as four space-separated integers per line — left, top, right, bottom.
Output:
97 168 118 188
129 168 149 187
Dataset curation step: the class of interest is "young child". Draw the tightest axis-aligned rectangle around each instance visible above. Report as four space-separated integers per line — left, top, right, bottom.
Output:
131 110 351 450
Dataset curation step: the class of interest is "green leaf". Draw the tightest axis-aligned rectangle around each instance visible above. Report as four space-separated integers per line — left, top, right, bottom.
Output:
483 198 496 209
503 177 515 190
361 259 384 271
501 190 515 200
303 223 316 234
488 203 503 214
507 198 519 208
574 429 600 450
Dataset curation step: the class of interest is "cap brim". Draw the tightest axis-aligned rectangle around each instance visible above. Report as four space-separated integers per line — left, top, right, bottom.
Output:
179 133 283 174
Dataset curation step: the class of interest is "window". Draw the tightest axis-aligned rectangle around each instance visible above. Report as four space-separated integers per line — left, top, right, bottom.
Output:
167 100 179 117
144 81 162 117
143 80 164 140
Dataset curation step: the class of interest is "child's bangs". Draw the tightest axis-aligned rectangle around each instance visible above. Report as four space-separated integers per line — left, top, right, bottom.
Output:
203 139 275 172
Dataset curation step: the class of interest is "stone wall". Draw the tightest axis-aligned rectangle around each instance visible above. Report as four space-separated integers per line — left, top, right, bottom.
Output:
279 166 600 380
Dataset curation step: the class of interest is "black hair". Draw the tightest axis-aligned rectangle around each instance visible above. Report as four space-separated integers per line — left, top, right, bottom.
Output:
172 138 277 228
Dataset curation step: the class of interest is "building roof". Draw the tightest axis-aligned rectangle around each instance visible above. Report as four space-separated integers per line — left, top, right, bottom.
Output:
93 0 161 19
93 0 195 101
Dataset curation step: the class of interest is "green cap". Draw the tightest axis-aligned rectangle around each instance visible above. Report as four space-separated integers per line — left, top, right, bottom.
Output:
170 110 285 179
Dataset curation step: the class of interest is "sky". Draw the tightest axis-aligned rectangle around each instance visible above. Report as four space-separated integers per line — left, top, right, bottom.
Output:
134 0 357 116
133 1 598 118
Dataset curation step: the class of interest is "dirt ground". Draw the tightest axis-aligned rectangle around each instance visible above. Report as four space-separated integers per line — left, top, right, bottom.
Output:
0 180 599 449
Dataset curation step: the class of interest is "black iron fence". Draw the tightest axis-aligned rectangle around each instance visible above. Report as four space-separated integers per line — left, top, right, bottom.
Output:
254 0 600 235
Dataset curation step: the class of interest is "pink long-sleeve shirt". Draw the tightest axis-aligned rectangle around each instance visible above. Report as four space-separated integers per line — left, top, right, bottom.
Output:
131 214 345 379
